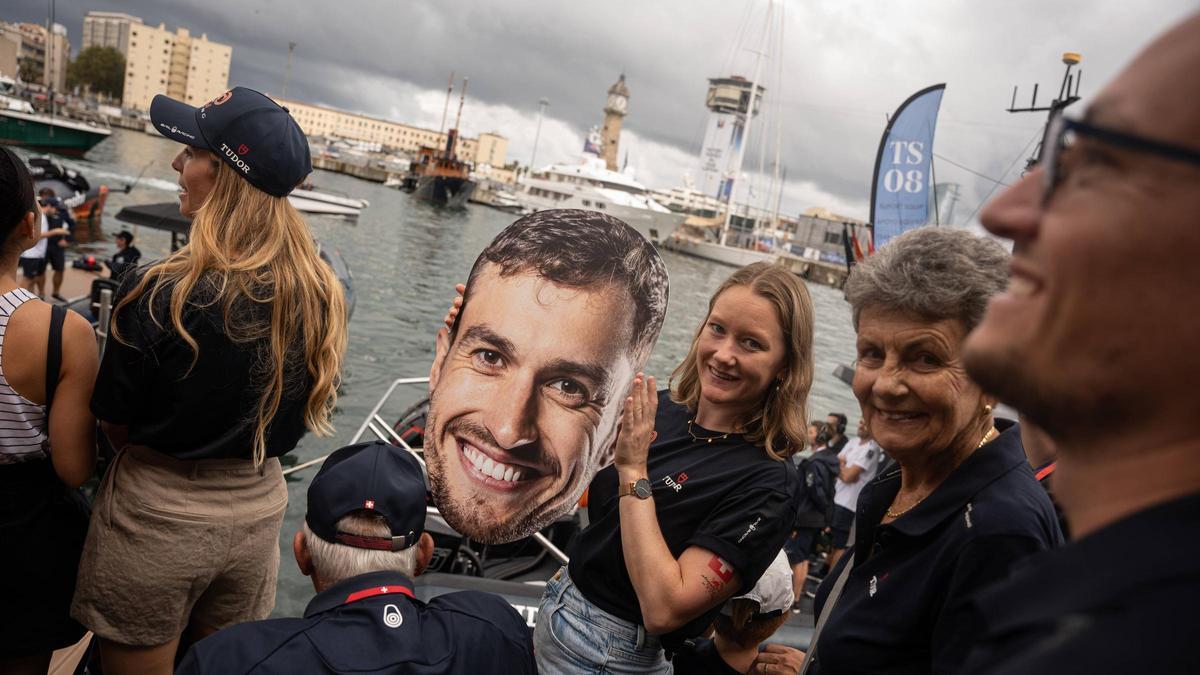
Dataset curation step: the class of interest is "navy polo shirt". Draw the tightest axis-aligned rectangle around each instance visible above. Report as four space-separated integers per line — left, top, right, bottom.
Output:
176 571 535 674
809 421 1063 675
964 491 1200 674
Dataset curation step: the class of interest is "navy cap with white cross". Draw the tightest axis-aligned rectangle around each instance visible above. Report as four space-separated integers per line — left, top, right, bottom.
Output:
305 441 428 551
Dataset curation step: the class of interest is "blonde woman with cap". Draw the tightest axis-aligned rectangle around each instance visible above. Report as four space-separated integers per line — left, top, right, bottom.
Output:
70 87 347 675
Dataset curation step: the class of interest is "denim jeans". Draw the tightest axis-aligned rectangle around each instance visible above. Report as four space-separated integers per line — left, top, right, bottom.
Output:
534 566 673 674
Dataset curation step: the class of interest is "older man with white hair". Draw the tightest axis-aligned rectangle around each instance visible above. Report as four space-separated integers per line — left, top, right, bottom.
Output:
177 441 536 674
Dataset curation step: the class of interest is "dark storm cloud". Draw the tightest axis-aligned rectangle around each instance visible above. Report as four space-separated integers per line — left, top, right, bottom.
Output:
8 0 1196 221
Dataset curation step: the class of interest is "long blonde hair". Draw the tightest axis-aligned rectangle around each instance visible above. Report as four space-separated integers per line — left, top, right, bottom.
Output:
112 161 347 465
670 262 814 460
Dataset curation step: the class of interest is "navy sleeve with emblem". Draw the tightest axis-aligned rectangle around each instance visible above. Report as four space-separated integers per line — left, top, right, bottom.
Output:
686 483 798 593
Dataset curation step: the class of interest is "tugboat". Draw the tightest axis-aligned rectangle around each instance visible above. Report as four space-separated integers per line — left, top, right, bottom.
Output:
402 76 476 207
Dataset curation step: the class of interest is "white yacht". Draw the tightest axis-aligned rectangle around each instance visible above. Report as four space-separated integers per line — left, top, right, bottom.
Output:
515 155 684 238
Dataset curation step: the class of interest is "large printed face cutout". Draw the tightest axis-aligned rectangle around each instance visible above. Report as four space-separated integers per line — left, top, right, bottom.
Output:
423 210 668 543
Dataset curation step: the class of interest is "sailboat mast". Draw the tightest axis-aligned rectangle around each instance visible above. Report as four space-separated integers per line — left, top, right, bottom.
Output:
438 71 455 135
720 0 772 246
769 1 785 232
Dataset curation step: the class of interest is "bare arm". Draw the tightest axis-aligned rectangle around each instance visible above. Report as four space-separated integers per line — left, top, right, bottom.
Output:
839 463 865 484
615 375 742 634
48 312 99 487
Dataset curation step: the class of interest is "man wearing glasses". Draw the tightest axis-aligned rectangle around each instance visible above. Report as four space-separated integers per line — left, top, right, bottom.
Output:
961 12 1200 675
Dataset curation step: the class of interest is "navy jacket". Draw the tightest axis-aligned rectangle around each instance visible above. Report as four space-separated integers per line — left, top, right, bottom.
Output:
809 421 1063 675
176 571 535 674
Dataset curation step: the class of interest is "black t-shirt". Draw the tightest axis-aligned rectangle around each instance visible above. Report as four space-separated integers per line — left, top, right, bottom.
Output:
91 271 312 460
964 492 1200 675
44 198 75 245
672 638 741 675
108 246 142 280
569 390 801 647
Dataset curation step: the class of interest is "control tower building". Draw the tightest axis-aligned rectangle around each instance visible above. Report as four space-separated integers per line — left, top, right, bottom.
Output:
696 76 765 201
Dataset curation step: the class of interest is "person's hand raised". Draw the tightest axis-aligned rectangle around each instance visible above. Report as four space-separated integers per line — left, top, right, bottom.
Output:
442 283 466 330
614 374 657 470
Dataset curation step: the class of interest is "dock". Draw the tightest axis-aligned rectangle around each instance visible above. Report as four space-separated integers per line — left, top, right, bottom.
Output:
311 155 389 183
658 232 850 289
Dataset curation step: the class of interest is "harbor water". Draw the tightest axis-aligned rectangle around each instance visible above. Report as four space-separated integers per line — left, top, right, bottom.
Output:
22 129 860 616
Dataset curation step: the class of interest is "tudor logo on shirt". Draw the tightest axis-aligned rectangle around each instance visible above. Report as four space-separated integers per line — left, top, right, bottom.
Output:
663 472 689 492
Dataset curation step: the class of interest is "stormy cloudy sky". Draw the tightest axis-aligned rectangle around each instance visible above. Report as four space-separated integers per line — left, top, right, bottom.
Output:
9 0 1197 222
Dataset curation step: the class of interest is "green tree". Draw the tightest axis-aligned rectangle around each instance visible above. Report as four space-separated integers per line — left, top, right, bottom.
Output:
67 46 124 101
17 57 41 85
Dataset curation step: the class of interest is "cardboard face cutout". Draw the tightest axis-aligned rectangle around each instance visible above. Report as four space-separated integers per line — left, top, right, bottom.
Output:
424 209 669 544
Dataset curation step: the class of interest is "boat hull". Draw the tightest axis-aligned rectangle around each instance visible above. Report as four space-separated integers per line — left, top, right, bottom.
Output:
288 188 368 217
659 233 779 267
0 110 111 156
414 175 476 208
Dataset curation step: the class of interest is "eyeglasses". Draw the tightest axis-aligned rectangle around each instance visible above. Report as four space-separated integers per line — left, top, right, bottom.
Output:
1042 110 1200 205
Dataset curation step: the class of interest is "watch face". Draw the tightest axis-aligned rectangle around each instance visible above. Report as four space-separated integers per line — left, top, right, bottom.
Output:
634 478 653 499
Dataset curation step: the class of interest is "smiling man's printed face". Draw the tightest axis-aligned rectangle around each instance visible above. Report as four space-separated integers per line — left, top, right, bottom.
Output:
424 266 636 543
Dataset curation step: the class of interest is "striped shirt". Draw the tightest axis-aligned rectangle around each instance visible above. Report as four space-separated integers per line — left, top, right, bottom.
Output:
0 288 48 463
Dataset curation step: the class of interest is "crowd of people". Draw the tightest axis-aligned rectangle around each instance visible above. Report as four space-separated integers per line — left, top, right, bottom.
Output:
0 10 1197 675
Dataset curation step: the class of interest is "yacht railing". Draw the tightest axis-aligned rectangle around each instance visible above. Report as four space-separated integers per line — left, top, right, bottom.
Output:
280 375 570 566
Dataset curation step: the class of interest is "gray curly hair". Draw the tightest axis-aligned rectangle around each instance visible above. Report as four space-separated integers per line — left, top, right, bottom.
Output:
844 227 1009 332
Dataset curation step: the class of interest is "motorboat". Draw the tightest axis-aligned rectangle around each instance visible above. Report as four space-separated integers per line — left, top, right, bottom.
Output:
27 155 117 242
0 76 112 156
288 187 369 217
515 155 684 238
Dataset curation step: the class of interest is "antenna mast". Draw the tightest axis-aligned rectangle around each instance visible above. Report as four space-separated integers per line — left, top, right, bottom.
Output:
720 0 772 246
1007 52 1083 170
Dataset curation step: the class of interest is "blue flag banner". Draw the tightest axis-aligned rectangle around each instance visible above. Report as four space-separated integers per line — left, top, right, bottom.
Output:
870 84 946 248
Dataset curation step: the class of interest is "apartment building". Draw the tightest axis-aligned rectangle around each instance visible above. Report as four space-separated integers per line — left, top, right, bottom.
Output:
82 11 142 54
277 97 508 167
122 22 230 111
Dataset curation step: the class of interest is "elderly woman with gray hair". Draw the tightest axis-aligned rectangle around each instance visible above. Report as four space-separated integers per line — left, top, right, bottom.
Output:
785 227 1063 675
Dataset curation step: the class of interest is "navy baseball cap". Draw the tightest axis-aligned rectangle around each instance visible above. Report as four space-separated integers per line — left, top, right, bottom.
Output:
305 441 427 551
150 86 311 197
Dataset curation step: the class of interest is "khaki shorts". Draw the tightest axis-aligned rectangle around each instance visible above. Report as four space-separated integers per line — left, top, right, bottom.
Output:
71 446 287 646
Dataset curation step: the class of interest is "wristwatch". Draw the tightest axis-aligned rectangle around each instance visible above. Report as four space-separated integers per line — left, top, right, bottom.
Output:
619 478 653 500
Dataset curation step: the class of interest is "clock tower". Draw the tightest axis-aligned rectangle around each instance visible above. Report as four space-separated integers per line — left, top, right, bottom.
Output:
600 74 629 171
